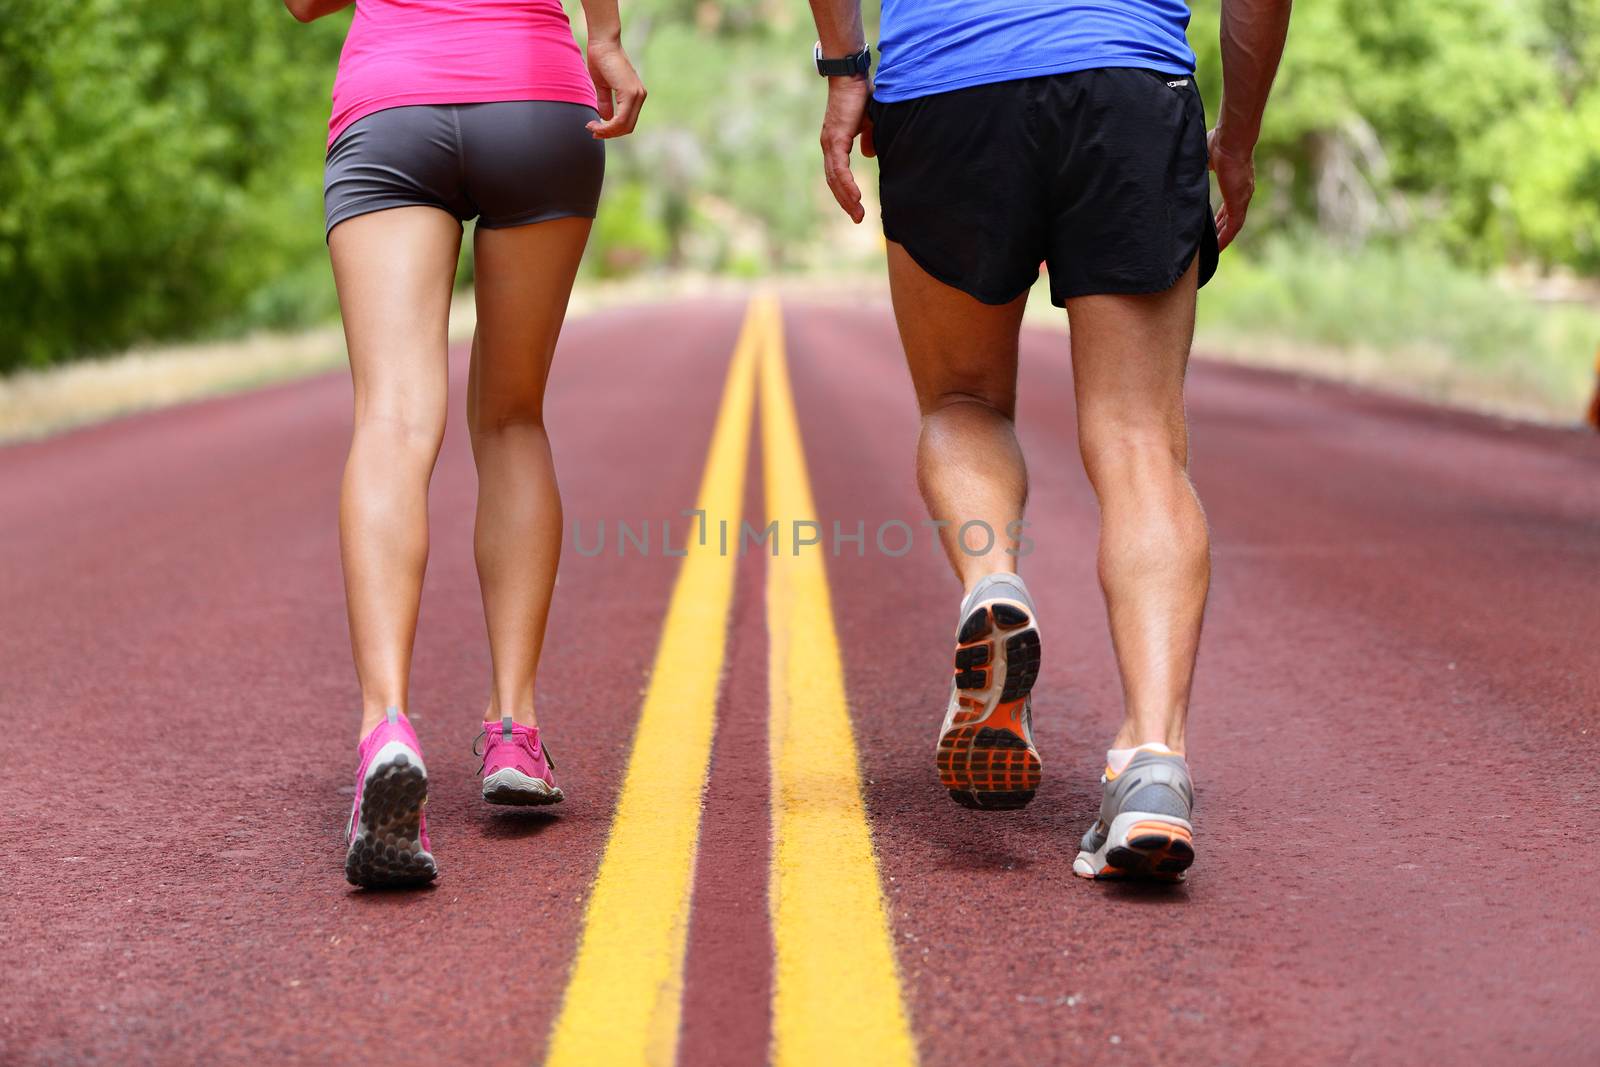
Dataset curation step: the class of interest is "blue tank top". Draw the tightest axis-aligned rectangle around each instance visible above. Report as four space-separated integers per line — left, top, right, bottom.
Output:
874 0 1196 103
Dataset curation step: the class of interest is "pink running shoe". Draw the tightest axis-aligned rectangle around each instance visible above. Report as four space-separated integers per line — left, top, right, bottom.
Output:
345 707 437 887
478 716 563 806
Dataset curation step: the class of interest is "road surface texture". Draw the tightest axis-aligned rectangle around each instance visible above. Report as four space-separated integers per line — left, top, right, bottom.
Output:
3 297 1597 1066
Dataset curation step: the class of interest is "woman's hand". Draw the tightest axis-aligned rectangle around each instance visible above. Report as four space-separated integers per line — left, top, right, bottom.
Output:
586 37 646 139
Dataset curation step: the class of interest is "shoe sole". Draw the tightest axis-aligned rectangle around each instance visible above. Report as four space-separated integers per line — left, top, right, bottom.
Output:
482 767 565 807
1073 812 1194 882
936 599 1042 810
345 749 437 888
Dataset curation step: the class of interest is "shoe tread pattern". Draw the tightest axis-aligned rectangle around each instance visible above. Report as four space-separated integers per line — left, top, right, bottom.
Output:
345 753 437 888
482 770 564 807
937 603 1043 811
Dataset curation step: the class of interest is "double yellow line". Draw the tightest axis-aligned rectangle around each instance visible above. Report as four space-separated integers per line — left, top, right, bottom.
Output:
545 297 917 1067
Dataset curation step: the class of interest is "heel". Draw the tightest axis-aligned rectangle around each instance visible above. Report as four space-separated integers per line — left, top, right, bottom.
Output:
345 752 437 887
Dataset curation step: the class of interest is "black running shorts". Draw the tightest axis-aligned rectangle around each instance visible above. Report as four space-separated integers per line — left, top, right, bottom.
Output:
868 68 1219 305
323 101 604 237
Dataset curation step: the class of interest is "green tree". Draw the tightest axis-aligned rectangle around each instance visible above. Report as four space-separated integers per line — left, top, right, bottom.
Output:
0 0 343 370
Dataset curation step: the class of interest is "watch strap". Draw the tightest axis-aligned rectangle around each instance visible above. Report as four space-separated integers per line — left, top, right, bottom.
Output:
814 42 872 77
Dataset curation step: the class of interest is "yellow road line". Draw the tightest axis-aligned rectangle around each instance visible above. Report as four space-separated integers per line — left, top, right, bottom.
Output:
545 303 761 1067
758 296 919 1066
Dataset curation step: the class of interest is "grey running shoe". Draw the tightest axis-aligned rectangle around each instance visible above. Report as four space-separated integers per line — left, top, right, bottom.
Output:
935 573 1043 810
1073 747 1195 880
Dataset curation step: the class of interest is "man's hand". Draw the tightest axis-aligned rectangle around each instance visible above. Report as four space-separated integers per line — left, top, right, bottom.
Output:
1209 0 1292 251
1207 131 1255 251
586 37 646 139
820 76 875 224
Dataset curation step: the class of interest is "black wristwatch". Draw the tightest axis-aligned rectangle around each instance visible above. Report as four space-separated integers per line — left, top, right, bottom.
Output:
814 41 872 78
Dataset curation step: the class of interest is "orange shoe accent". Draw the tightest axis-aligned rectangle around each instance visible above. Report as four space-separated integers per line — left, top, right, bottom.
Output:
936 697 1041 809
1127 821 1192 843
939 601 1042 810
1110 820 1197 881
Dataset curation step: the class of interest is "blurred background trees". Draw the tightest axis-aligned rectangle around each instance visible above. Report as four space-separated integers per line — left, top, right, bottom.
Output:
1190 0 1600 270
0 1 344 370
2 0 1598 373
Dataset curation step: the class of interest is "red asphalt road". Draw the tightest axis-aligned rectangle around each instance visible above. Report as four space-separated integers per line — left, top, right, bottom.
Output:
3 299 1598 1065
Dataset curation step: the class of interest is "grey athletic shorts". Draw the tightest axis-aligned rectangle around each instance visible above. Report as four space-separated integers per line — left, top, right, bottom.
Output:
323 101 604 237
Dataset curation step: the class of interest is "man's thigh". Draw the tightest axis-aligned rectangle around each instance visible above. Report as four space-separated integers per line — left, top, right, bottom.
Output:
1065 259 1199 453
887 241 1028 417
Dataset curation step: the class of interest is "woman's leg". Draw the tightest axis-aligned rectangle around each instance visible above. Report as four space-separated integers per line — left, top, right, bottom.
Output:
329 206 463 740
467 217 592 727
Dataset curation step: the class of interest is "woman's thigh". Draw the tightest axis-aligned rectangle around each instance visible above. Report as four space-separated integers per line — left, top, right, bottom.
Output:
329 206 463 437
468 217 592 428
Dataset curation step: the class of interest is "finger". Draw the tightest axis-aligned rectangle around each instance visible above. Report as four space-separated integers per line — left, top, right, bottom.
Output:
614 86 644 134
586 89 613 135
824 165 863 223
859 117 877 159
589 100 627 138
1216 204 1244 252
591 87 644 138
822 137 864 223
827 148 864 223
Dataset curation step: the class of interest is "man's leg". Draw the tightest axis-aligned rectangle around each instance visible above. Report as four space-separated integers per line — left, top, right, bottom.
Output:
1068 261 1209 751
1069 260 1207 879
888 243 1044 810
887 243 1029 582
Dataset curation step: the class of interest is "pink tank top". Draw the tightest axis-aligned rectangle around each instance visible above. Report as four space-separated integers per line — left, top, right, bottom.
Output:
328 0 598 148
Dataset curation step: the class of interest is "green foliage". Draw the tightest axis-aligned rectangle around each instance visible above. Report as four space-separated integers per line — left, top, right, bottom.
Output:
0 0 344 370
1188 0 1600 269
1500 86 1600 270
572 0 832 273
1198 233 1600 405
589 181 670 274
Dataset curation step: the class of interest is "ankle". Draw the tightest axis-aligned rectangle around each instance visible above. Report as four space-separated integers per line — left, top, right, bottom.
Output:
358 702 406 742
960 561 1019 594
961 558 1034 600
1108 730 1185 757
484 703 538 729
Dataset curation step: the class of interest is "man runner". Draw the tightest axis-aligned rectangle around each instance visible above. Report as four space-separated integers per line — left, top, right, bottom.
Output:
806 0 1291 879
